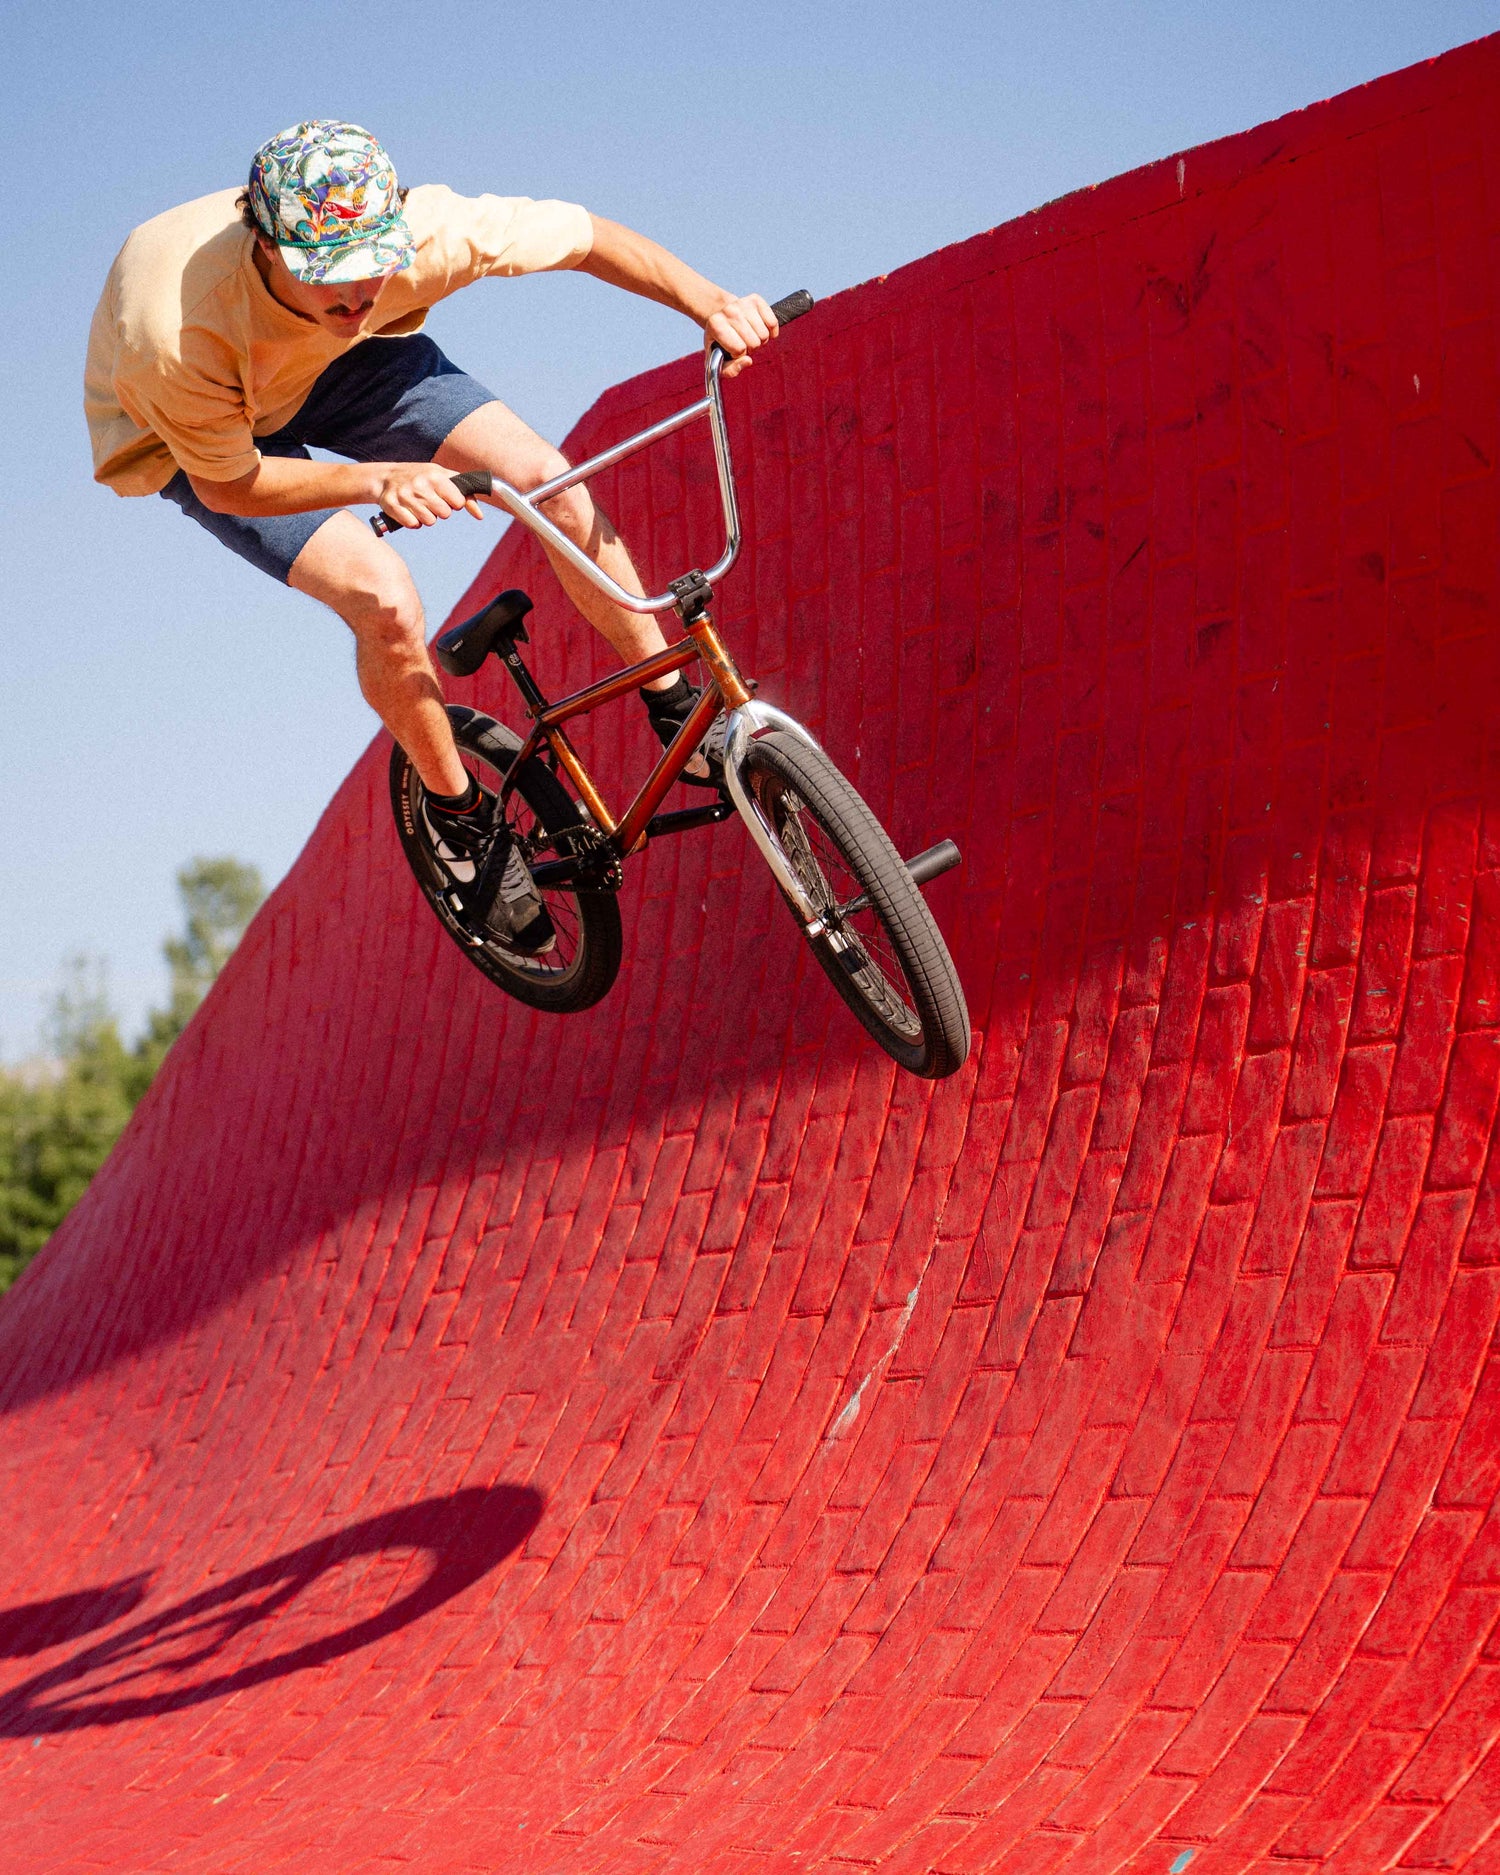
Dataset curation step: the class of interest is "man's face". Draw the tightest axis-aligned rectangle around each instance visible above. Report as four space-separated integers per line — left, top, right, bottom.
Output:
253 235 392 333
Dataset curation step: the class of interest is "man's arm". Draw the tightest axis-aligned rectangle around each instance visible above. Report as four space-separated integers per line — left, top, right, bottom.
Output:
576 215 776 376
196 213 776 519
190 455 480 527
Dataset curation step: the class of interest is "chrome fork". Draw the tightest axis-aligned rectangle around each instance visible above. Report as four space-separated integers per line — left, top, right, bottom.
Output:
721 701 831 937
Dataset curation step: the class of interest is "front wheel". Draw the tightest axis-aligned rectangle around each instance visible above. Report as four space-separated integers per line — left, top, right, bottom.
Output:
391 706 622 1014
741 731 970 1079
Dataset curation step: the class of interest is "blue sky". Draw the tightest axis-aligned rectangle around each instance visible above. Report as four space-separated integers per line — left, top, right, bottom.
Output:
5 0 1498 1056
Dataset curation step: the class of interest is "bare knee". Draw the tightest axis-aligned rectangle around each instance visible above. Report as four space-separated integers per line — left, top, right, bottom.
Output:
341 568 426 663
524 451 608 548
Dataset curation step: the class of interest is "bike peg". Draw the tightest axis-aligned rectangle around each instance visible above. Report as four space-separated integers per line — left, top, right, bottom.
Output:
370 468 494 537
905 840 961 887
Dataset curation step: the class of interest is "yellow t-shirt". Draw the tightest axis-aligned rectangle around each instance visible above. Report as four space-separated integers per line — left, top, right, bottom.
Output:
85 184 594 496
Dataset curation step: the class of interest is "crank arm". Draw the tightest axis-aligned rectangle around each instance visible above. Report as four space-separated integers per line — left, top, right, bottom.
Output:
528 856 580 889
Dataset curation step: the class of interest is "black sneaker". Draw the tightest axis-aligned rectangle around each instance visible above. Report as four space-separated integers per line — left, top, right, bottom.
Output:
641 678 727 789
423 784 492 879
423 790 556 955
475 838 557 955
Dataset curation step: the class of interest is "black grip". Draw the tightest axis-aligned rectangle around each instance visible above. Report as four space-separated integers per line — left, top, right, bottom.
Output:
770 289 814 327
371 468 494 537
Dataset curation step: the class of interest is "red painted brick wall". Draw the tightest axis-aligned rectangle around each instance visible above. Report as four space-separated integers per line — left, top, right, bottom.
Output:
3 34 1499 1872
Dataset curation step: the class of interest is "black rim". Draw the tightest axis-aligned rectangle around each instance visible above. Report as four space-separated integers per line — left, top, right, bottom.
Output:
412 746 587 985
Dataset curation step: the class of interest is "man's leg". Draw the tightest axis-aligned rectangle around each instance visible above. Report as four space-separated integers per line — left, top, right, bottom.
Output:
435 400 679 694
288 511 469 796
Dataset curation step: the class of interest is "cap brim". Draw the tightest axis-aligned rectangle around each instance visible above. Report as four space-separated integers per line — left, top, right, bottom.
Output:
277 218 416 286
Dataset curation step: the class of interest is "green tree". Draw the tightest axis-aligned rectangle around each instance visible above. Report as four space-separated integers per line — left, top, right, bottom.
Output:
0 959 133 1289
128 857 265 1096
0 858 264 1293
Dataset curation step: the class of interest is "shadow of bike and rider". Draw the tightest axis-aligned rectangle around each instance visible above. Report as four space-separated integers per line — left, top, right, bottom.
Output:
0 1485 541 1735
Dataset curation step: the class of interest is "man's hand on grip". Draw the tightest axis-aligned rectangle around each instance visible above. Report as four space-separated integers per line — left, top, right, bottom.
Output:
372 463 483 529
705 294 778 378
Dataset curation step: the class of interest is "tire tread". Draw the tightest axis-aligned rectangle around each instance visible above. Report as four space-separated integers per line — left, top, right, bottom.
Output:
744 732 969 1078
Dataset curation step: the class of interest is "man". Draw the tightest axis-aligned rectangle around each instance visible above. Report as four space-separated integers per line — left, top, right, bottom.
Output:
86 120 780 953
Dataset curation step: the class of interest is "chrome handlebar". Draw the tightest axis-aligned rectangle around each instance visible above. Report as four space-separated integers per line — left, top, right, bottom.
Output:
370 291 814 616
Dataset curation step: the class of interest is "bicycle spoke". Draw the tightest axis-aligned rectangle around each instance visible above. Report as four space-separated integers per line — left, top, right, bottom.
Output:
439 752 584 978
767 782 922 1037
393 707 623 1017
455 757 581 979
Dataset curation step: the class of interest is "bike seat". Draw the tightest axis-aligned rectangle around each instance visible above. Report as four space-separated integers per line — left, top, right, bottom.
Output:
434 589 534 676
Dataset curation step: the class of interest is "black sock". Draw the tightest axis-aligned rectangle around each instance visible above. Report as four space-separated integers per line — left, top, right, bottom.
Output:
427 775 481 815
642 674 695 719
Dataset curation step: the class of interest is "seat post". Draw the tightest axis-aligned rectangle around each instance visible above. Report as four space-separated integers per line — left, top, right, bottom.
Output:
489 633 549 716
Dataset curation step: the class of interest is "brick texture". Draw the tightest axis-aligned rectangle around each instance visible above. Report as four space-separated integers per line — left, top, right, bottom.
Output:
3 33 1500 1875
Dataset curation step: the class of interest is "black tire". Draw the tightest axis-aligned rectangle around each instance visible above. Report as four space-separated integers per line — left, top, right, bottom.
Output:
742 731 970 1079
390 706 622 1014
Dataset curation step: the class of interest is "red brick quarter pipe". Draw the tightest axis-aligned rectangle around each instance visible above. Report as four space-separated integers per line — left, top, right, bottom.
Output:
5 38 1500 1875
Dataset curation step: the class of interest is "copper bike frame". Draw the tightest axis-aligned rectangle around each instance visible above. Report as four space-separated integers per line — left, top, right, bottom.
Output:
464 333 774 860
501 608 753 857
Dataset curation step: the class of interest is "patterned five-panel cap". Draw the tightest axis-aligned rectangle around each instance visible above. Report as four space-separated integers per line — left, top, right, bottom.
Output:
247 121 416 285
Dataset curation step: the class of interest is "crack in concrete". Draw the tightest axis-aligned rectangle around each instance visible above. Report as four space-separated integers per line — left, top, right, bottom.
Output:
825 1273 925 1443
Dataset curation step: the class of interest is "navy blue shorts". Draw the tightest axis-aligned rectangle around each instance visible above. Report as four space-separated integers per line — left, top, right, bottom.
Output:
159 335 498 583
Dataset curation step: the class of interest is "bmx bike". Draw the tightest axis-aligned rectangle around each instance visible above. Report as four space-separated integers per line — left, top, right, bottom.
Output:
380 292 971 1081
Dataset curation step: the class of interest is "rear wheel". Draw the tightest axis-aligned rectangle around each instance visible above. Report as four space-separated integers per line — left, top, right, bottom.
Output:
390 706 622 1013
741 731 970 1079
